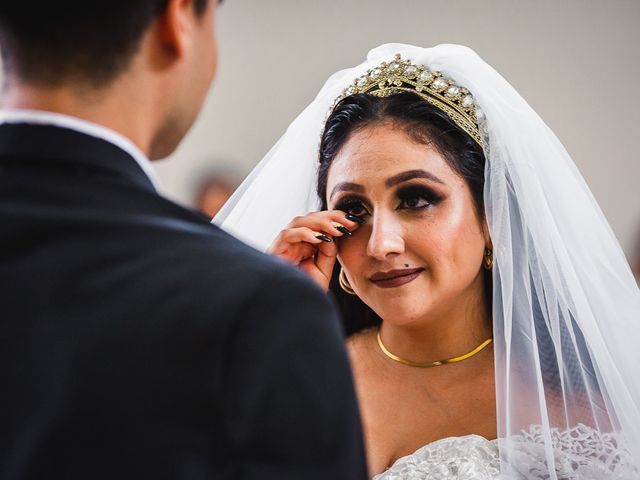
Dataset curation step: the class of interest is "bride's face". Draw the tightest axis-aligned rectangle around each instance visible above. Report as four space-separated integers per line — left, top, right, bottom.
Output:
326 123 489 326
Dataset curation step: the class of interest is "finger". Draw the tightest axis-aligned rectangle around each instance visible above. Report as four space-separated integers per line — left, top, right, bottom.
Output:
280 227 332 245
287 210 363 235
299 256 334 292
268 227 324 256
344 212 366 226
322 210 364 230
268 231 324 265
314 242 338 281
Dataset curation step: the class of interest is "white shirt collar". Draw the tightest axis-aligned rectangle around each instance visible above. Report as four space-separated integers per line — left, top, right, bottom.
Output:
0 109 161 191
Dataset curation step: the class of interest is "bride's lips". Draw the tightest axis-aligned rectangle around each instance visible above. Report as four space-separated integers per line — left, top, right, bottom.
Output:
369 268 424 288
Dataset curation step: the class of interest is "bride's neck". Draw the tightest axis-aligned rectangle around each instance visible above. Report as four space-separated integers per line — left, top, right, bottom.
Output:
378 283 491 365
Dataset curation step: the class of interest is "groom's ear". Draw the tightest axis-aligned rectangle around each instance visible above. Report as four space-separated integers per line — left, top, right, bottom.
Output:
144 0 219 99
155 0 214 58
156 0 198 58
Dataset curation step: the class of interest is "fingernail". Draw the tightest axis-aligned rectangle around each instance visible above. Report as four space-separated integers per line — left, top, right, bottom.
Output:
315 234 333 242
345 213 365 224
336 225 352 236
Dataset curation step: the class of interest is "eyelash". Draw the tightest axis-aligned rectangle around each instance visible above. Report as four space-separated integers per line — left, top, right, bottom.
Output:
396 186 441 210
335 197 371 217
334 186 441 216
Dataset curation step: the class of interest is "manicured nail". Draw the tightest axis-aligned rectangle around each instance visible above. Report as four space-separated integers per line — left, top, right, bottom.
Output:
315 234 333 242
336 225 352 236
345 213 365 224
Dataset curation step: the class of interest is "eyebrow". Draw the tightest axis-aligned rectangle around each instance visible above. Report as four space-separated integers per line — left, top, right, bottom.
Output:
329 182 365 200
385 169 445 187
329 169 444 201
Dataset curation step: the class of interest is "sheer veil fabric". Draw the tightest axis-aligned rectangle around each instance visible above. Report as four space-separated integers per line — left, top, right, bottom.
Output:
215 44 640 478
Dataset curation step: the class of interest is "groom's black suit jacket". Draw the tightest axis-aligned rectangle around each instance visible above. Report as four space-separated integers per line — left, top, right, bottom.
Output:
0 123 367 480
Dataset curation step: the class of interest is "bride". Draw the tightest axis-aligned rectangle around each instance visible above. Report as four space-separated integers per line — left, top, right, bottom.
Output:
215 44 640 479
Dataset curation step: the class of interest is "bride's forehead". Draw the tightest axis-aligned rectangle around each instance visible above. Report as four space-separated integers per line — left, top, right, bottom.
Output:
327 134 452 185
338 124 420 154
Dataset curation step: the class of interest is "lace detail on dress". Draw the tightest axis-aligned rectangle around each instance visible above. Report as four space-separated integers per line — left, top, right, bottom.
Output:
503 424 638 479
373 434 500 480
373 424 639 479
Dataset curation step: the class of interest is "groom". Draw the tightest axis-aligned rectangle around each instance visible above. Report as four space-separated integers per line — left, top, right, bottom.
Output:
0 1 366 479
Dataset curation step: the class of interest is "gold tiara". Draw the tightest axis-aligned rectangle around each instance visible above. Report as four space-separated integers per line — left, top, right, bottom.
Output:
333 54 484 148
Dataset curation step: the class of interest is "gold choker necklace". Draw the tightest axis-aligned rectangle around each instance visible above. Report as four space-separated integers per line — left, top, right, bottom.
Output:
376 330 493 368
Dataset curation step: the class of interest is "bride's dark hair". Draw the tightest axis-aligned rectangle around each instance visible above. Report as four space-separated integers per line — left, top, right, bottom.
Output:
317 92 489 336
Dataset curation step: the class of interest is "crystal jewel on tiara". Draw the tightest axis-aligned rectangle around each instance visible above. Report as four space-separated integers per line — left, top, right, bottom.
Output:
332 54 484 147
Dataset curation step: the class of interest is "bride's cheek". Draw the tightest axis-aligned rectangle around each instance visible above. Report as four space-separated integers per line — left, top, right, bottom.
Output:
336 238 368 281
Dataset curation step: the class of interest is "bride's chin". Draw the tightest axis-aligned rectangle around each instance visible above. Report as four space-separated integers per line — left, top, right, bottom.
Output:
370 303 433 328
365 292 435 325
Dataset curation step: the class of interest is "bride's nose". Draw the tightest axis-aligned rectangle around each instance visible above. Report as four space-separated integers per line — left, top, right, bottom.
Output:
366 213 405 260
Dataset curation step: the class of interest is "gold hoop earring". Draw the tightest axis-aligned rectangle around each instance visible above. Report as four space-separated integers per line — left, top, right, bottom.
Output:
483 248 493 270
339 268 356 295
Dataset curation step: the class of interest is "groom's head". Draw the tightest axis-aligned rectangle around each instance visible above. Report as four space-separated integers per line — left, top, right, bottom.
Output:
0 0 221 158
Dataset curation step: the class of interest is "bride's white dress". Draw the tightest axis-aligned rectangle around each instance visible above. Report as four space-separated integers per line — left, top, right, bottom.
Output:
374 424 638 480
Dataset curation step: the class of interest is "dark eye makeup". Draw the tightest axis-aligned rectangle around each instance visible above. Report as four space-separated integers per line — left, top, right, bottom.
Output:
334 196 371 217
396 184 442 210
332 183 443 216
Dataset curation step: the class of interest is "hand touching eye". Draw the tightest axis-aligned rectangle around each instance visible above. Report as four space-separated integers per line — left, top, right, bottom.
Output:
268 210 364 291
334 197 372 219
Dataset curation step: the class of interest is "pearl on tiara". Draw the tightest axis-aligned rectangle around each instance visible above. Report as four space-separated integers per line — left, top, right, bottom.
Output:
331 54 483 148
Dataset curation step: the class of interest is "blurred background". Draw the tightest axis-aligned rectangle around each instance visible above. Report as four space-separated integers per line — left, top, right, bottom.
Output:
158 0 640 266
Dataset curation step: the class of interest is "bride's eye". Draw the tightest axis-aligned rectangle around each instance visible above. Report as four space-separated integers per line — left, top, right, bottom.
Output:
335 197 370 217
397 186 440 211
399 196 430 209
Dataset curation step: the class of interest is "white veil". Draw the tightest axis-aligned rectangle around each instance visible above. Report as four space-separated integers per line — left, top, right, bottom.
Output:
215 44 640 478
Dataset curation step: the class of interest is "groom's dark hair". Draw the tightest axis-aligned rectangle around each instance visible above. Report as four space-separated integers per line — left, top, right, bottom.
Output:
0 0 210 88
